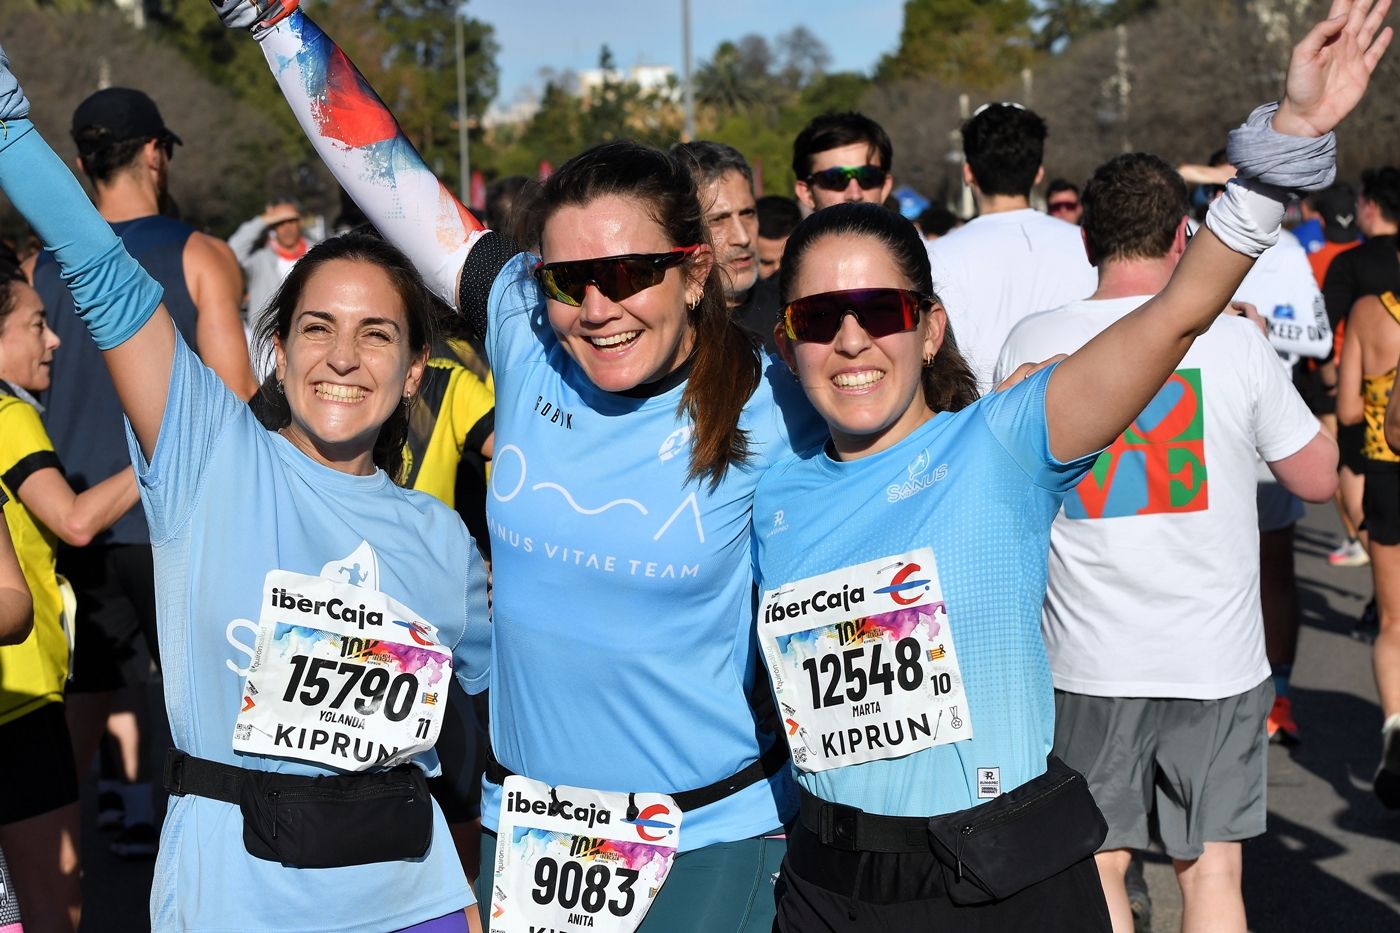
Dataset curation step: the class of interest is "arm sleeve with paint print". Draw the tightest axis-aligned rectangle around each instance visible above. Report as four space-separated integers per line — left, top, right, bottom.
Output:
255 10 518 325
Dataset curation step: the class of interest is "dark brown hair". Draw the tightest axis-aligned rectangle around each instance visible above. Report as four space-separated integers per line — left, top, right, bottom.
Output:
779 202 979 414
73 131 151 187
1081 153 1189 264
0 244 25 326
962 104 1046 199
525 140 762 489
791 112 893 180
251 232 436 483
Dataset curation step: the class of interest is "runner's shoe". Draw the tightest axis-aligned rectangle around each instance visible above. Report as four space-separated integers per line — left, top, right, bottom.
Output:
1351 598 1379 644
1266 695 1301 746
1375 716 1400 810
110 822 158 859
1124 853 1152 933
96 790 125 831
1328 538 1369 566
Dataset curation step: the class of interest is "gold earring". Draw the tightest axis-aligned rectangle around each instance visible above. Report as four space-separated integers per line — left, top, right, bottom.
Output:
922 353 935 367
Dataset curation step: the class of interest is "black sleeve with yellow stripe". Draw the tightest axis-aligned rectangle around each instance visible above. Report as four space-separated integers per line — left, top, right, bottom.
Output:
0 388 63 503
402 356 495 510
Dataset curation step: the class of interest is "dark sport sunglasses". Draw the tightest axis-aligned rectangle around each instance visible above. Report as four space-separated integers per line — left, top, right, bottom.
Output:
804 165 888 192
534 246 702 307
782 288 930 343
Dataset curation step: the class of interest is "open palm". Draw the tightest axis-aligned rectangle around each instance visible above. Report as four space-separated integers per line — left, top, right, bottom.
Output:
1278 0 1394 137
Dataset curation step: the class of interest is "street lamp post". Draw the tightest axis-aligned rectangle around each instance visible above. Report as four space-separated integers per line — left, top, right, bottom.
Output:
456 9 470 203
682 0 695 142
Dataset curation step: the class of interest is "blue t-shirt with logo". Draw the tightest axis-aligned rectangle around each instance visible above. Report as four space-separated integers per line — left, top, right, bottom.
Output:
133 337 490 932
481 255 824 850
753 367 1096 817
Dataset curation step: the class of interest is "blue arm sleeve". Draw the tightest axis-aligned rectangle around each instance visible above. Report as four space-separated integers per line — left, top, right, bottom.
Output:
0 120 162 350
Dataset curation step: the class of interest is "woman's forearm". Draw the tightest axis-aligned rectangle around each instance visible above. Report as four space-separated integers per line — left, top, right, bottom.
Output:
65 469 140 547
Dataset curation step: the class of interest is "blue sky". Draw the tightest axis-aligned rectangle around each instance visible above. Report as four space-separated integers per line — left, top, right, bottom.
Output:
474 0 906 105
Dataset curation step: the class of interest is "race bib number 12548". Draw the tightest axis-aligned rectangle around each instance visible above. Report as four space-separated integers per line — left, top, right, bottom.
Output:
758 548 972 772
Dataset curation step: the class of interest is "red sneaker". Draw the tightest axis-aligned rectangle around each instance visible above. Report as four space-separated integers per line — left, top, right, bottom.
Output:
1267 696 1301 746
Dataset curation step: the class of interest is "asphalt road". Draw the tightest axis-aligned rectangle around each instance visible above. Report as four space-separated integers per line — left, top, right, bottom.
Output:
1139 503 1399 933
42 503 1400 931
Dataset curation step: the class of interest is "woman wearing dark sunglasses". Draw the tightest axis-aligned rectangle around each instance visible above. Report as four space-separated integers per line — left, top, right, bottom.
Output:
755 4 1388 928
211 3 826 931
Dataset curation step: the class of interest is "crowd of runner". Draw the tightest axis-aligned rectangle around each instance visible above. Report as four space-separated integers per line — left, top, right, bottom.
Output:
0 1 1396 932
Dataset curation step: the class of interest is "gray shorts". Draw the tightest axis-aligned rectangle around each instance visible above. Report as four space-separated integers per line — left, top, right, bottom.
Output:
1257 481 1304 532
1052 679 1273 861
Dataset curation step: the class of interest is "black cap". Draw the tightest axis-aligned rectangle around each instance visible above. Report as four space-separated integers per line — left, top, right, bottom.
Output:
70 87 182 156
1310 184 1360 244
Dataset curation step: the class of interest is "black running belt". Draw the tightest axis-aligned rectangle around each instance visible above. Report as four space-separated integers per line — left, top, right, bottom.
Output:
797 786 931 853
483 738 790 814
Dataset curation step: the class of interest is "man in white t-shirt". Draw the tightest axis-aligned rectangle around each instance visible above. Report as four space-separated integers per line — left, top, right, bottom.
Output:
996 153 1338 933
928 102 1096 392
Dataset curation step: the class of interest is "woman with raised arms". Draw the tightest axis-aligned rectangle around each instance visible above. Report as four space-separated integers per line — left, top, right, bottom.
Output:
752 3 1388 929
211 2 824 931
0 48 491 931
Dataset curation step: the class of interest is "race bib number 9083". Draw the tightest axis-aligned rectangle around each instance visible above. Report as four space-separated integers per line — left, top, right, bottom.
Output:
233 569 452 770
758 548 972 772
490 777 681 933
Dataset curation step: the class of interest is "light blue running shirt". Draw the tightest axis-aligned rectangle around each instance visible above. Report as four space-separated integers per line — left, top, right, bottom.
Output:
481 255 825 849
134 337 490 932
753 367 1097 818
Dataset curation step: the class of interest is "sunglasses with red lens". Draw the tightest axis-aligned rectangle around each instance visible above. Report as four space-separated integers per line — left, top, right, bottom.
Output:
782 288 928 343
1047 200 1079 214
805 165 888 192
534 245 702 307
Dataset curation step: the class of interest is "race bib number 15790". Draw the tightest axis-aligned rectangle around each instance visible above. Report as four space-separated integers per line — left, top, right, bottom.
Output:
233 569 452 771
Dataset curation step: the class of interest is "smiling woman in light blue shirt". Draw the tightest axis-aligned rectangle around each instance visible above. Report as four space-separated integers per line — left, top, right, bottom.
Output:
0 49 491 930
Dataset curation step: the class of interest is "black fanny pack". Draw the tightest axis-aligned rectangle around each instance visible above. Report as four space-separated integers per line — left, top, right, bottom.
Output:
164 748 433 869
925 755 1107 904
798 756 1106 905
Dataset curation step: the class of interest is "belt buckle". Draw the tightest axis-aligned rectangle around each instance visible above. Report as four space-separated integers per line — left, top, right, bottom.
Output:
164 748 187 797
820 799 863 851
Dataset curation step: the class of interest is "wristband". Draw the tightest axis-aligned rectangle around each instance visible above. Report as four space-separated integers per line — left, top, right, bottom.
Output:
0 121 163 349
1205 177 1286 259
0 42 30 126
1227 102 1336 192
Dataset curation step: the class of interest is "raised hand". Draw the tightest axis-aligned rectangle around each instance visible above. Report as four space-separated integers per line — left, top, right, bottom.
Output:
207 0 300 33
1276 0 1393 137
0 41 32 124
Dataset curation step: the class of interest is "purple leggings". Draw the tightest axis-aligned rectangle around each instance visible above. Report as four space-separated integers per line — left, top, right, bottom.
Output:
395 910 470 933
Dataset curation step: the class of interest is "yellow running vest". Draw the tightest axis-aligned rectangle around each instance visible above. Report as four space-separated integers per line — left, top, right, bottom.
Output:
0 388 69 724
1362 292 1400 463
